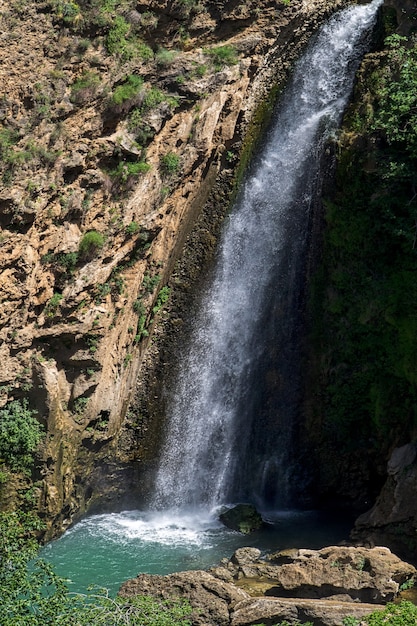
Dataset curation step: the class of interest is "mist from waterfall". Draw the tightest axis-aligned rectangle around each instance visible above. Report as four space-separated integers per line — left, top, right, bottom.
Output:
151 0 383 514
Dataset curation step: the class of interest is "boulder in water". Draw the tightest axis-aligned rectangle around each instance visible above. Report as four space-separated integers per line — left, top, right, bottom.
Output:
219 504 264 534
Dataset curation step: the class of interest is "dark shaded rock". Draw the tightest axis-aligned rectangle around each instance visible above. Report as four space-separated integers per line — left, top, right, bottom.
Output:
219 504 264 534
352 446 417 559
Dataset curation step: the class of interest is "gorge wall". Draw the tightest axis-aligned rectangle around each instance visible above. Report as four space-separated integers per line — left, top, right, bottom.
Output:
1 0 416 554
0 0 354 537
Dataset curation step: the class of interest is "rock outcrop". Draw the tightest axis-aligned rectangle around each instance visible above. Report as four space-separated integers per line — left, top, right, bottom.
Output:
352 444 417 558
212 545 416 604
119 544 415 625
219 504 264 534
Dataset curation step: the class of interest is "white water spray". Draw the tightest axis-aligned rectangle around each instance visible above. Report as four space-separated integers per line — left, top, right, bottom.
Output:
151 0 383 513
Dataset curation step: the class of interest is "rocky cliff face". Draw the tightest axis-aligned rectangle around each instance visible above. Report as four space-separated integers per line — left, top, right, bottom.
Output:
0 0 353 537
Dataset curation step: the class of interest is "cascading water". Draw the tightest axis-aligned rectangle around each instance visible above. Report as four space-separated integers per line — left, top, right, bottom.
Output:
151 0 383 514
43 0 384 593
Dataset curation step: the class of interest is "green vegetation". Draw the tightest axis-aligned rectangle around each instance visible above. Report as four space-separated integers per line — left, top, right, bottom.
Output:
0 511 192 625
44 292 63 317
0 128 18 160
41 252 78 274
153 286 171 315
126 221 140 235
73 396 88 415
112 74 144 106
311 35 417 449
160 151 180 176
343 601 417 625
105 13 153 61
54 0 81 26
0 400 43 472
142 272 160 294
205 45 238 70
134 298 148 342
371 35 417 158
110 159 151 192
70 71 101 104
106 14 130 56
78 230 105 258
156 48 178 66
125 87 178 150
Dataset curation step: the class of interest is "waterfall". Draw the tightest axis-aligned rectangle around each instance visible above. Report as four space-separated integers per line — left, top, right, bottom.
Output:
151 0 383 513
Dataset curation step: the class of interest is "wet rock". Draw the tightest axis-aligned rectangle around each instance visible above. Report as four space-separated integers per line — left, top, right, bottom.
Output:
353 446 417 559
219 504 264 534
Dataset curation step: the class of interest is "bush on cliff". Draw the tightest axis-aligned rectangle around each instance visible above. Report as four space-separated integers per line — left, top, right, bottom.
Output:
0 400 43 472
78 230 105 259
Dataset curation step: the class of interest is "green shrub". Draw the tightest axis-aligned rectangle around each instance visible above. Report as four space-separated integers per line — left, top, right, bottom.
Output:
0 400 43 472
353 601 417 625
58 251 78 273
54 0 81 25
152 286 171 315
44 292 63 317
0 511 193 626
136 40 154 61
142 86 166 111
70 71 100 104
106 15 130 56
112 75 144 106
0 128 18 159
78 230 105 258
205 45 238 70
110 161 151 190
160 151 180 176
156 48 178 66
142 272 160 293
126 221 140 235
371 35 417 158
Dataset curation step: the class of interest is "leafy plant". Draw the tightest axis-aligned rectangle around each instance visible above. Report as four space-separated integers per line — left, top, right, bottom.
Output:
73 396 89 415
355 601 417 625
160 151 180 176
142 86 166 111
152 286 171 315
142 272 160 294
0 400 43 472
70 71 101 104
110 160 151 193
112 74 144 107
205 45 238 70
44 292 63 317
126 221 140 235
0 511 193 625
106 15 130 57
156 48 178 66
54 0 81 26
78 230 105 258
371 35 417 158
